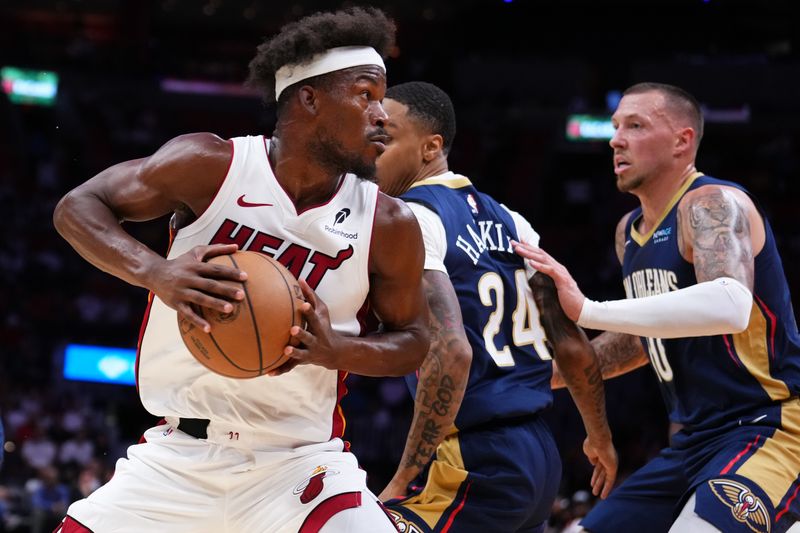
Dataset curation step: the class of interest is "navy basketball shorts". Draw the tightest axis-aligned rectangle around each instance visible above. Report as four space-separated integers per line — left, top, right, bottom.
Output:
386 414 561 533
581 399 800 533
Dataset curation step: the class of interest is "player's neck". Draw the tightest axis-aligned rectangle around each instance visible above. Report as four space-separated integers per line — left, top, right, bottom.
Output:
268 135 348 211
414 156 449 183
637 164 697 231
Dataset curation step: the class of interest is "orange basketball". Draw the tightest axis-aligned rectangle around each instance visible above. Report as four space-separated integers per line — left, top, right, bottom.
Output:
178 251 305 378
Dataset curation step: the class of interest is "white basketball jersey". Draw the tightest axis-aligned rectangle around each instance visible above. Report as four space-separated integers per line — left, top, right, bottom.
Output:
137 135 378 447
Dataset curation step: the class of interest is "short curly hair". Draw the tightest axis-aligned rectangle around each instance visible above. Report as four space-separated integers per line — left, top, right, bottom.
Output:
386 81 457 155
247 7 395 105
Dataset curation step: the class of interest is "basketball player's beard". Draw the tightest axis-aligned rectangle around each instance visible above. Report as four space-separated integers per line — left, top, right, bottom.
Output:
309 127 376 181
617 173 645 193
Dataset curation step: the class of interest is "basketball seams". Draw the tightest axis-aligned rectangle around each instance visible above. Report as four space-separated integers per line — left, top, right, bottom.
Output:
229 254 266 375
178 251 298 377
252 252 296 369
197 305 260 377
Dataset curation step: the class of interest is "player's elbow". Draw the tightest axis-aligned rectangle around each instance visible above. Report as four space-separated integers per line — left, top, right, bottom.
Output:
449 339 473 368
718 277 753 333
53 190 80 239
551 337 592 364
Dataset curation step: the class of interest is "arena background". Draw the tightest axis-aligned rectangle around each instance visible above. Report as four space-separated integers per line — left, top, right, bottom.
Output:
0 1 798 531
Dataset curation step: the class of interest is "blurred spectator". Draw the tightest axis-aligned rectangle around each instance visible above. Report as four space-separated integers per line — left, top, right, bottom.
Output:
58 430 94 467
27 466 70 533
20 426 56 471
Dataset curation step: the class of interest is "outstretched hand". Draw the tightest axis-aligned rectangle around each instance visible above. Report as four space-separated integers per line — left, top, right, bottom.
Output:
155 243 246 332
269 279 343 376
583 434 618 499
511 241 586 322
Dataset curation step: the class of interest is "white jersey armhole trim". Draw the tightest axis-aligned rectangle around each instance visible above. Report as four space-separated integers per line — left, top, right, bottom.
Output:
502 204 540 280
172 137 239 239
407 202 448 274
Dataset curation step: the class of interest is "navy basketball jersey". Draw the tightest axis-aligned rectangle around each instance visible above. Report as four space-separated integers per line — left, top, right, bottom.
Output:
402 175 553 431
622 173 800 434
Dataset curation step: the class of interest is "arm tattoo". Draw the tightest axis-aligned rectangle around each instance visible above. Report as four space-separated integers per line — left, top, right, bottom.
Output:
680 187 754 286
401 272 469 472
590 331 648 379
530 273 609 436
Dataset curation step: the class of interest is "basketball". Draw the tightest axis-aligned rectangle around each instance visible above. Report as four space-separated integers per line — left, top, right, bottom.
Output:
178 251 305 378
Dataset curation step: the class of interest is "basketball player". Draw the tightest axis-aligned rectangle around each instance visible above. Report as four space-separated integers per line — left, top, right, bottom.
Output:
51 8 429 533
374 82 617 533
514 83 800 533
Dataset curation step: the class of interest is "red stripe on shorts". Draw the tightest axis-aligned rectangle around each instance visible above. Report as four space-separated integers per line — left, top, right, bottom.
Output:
53 515 93 533
441 481 472 533
720 434 761 475
299 491 361 533
775 477 800 522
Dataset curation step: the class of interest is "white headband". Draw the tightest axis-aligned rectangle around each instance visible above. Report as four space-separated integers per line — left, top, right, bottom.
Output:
275 46 385 100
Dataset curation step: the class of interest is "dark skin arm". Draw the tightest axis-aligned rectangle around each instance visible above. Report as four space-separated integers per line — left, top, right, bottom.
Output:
548 211 648 388
277 193 430 376
532 272 617 498
378 270 472 500
52 133 246 332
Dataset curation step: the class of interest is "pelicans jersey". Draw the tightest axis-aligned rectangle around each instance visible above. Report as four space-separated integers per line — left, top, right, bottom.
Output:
138 135 377 447
402 172 553 430
387 173 560 533
621 173 800 435
582 173 800 533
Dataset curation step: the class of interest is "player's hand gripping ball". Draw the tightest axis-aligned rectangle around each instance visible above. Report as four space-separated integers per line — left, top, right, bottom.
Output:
178 251 305 378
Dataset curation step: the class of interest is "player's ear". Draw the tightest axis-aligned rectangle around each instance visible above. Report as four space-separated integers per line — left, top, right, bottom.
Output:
674 126 695 157
422 134 444 163
297 85 320 116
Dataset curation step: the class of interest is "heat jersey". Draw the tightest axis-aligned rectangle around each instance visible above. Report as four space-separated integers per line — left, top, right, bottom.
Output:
401 173 553 431
622 173 800 435
137 135 378 447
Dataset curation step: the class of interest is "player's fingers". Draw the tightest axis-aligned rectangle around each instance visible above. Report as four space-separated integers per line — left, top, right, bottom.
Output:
289 325 313 346
176 303 210 333
591 467 605 497
185 289 236 315
195 277 245 301
198 243 239 260
528 259 554 275
590 461 600 486
298 279 317 309
196 259 247 282
601 470 616 499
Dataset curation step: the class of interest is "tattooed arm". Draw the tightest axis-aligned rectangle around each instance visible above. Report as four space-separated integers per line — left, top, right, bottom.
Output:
379 270 472 501
549 211 647 389
533 272 617 498
552 331 648 389
677 184 764 288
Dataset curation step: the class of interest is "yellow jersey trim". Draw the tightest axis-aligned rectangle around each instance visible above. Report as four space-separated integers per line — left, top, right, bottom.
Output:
409 176 472 190
630 172 703 246
733 303 791 402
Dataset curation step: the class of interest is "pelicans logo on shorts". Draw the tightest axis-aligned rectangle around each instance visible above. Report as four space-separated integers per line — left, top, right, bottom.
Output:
708 479 771 533
386 510 425 533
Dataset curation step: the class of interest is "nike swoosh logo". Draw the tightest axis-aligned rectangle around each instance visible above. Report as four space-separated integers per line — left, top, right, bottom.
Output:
237 195 273 208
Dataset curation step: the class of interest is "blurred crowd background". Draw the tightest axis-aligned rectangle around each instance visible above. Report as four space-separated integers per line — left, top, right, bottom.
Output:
1 1 798 531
